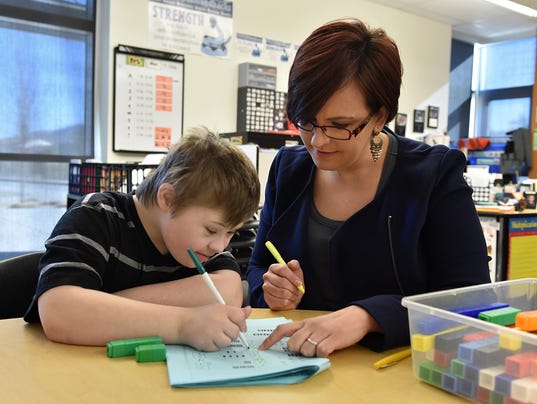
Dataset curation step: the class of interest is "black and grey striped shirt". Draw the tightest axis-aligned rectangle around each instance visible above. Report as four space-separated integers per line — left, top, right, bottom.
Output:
24 192 239 322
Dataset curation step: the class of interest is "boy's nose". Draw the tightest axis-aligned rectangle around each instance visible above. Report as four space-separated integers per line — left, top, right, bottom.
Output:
209 237 228 253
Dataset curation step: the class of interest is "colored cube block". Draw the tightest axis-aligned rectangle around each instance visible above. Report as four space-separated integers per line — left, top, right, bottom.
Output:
135 343 167 362
478 307 521 326
515 310 537 332
478 365 505 390
106 336 163 358
505 352 537 378
458 336 499 363
511 376 537 403
495 372 518 396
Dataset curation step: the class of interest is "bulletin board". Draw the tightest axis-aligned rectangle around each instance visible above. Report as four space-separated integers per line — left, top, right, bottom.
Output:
113 45 185 153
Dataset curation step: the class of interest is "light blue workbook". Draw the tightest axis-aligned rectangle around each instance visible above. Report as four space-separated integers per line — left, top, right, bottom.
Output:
166 317 330 387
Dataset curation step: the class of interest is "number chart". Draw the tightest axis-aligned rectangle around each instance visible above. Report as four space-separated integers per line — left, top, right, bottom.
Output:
113 45 184 153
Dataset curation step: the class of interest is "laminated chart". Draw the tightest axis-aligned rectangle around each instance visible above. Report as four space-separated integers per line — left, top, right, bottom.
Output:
113 45 184 153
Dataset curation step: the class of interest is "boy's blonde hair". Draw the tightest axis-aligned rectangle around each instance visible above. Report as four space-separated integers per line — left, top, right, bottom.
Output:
136 127 260 227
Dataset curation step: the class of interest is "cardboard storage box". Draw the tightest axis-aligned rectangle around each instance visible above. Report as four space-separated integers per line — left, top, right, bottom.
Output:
402 279 537 403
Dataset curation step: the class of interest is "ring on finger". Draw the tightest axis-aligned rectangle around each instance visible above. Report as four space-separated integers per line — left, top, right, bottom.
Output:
306 337 318 346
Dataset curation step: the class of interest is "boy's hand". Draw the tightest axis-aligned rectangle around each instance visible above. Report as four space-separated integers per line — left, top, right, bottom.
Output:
178 304 251 351
262 259 305 310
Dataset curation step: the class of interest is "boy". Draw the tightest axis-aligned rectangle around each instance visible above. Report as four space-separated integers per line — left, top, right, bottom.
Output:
24 127 260 352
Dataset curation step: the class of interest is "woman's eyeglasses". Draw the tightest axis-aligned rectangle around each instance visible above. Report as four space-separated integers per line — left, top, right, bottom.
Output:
295 113 374 140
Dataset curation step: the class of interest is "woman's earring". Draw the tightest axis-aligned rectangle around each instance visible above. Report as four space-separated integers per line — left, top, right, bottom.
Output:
370 131 383 162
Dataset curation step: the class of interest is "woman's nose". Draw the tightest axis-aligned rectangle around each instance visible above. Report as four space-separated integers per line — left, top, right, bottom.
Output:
311 127 330 147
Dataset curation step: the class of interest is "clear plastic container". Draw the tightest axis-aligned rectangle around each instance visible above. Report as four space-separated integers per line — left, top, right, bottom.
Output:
402 279 537 403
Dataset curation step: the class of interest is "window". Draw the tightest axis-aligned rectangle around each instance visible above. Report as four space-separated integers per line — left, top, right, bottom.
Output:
470 37 535 138
0 0 95 259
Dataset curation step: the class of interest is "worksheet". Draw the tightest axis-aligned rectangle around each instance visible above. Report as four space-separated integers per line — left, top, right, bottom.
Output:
166 317 330 387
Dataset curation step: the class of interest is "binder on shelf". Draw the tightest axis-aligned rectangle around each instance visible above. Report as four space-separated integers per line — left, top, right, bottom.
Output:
69 162 158 196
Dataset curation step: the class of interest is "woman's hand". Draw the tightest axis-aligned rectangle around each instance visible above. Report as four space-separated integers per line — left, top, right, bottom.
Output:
262 259 305 310
258 306 381 357
178 304 252 351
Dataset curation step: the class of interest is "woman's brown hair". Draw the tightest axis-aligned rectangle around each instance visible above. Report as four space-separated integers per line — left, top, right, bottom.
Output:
287 18 402 125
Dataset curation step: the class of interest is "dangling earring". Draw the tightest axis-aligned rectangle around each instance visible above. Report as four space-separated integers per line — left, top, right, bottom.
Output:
370 131 383 162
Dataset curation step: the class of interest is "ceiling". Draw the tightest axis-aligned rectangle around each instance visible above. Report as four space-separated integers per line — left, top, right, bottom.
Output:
371 0 537 43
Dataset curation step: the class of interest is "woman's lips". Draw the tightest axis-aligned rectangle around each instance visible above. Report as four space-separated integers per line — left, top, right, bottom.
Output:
314 149 335 158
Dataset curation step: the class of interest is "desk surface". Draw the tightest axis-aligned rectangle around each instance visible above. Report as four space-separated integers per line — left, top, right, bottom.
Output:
0 309 464 404
476 207 537 217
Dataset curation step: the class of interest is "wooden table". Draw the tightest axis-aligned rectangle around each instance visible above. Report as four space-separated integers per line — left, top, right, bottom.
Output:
0 309 465 403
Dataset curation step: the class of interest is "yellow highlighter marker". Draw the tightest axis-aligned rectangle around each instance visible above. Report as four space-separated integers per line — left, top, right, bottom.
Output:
373 347 412 370
265 241 305 294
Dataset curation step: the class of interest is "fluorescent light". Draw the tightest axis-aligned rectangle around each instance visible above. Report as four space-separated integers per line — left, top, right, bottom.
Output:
482 0 537 17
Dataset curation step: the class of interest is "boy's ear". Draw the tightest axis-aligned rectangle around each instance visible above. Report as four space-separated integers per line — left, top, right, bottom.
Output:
156 183 175 211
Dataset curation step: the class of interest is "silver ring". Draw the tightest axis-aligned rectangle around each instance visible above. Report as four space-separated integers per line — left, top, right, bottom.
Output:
306 337 318 346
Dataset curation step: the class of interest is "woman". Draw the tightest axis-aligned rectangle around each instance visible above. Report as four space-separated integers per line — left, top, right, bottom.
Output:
246 18 490 357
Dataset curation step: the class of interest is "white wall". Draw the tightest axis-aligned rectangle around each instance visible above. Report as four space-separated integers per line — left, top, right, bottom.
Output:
96 0 452 162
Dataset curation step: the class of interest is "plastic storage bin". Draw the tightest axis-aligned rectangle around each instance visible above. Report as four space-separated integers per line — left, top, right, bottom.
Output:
402 279 537 403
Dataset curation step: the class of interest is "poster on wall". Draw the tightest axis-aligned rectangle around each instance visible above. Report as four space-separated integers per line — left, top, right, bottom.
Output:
235 33 298 65
507 217 537 279
113 45 184 153
264 38 292 63
148 0 233 57
235 33 264 59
